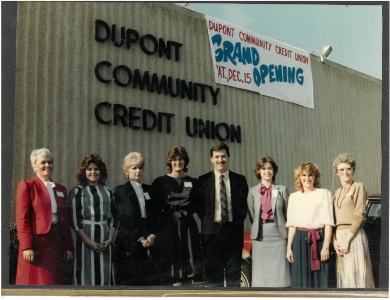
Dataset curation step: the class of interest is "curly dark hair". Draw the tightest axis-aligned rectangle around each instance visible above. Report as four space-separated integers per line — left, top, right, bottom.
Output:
166 146 189 173
253 157 278 182
76 153 108 185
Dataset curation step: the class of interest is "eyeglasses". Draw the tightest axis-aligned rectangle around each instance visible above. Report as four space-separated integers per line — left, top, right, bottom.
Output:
338 167 353 173
172 158 185 162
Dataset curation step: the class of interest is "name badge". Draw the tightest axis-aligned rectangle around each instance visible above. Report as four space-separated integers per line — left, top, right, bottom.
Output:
346 192 353 197
144 192 151 200
272 190 278 198
56 191 64 197
184 181 193 188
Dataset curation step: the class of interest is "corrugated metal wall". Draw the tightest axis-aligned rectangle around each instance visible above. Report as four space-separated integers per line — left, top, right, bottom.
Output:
12 2 382 219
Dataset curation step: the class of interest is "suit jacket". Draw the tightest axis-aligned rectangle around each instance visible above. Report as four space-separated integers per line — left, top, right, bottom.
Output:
16 176 73 252
198 170 249 235
114 181 159 254
247 183 289 240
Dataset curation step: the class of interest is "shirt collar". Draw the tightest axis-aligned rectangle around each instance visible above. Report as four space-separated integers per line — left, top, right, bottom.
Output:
260 182 272 190
214 169 229 179
129 180 142 187
37 175 55 188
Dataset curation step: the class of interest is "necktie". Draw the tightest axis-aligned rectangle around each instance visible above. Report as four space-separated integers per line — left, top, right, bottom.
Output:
220 174 228 223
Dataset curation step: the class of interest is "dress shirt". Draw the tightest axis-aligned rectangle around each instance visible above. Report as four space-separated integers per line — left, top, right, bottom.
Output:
37 176 58 224
214 170 233 222
286 188 335 229
130 180 147 218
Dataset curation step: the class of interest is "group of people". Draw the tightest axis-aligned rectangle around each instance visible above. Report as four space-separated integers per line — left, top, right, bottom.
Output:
247 155 375 289
15 142 375 289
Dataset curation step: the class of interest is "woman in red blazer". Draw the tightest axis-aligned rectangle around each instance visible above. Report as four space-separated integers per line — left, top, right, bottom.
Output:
15 148 73 285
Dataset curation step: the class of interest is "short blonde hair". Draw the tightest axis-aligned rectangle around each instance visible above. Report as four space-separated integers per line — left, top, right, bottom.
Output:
333 153 356 172
30 148 53 167
294 162 321 192
123 152 144 178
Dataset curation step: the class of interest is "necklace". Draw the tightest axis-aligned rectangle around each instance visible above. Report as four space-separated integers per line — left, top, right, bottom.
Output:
336 181 354 209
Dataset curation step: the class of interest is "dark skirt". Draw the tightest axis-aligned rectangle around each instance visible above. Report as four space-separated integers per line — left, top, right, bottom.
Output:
159 211 203 280
291 229 328 288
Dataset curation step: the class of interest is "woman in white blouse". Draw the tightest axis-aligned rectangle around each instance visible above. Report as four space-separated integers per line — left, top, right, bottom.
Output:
286 162 334 288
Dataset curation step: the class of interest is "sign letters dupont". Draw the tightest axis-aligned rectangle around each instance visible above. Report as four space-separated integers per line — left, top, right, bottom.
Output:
206 16 314 109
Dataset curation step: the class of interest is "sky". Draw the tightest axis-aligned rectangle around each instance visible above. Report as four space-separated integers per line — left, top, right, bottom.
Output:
175 3 383 80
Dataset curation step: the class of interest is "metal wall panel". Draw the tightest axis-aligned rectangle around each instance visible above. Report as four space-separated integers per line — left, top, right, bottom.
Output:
12 2 382 218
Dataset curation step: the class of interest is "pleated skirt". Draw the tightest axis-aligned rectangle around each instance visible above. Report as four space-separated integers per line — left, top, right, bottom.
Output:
291 229 328 288
336 228 375 288
252 223 290 287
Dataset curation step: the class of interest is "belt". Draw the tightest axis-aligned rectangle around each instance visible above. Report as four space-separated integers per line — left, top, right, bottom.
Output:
297 227 322 271
81 220 108 225
264 220 274 223
216 221 232 226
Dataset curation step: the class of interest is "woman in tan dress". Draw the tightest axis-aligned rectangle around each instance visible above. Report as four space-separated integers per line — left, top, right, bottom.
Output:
332 153 375 288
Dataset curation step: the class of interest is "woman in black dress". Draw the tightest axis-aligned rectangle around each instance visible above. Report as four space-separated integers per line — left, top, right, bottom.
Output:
151 146 203 286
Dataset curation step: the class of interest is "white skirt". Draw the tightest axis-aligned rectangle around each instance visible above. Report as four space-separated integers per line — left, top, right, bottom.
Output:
336 228 375 288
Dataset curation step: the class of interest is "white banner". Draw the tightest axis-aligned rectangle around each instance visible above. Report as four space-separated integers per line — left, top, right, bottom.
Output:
206 16 314 109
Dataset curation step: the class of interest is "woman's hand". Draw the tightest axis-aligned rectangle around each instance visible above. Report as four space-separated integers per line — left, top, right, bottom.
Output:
333 239 344 257
339 239 350 255
140 238 148 248
286 248 294 263
23 249 34 263
143 235 155 248
77 229 103 252
64 250 73 261
88 241 103 252
339 231 353 255
100 239 112 251
320 247 330 261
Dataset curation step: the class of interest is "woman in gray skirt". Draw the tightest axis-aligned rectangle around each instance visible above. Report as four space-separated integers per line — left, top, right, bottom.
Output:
247 157 290 287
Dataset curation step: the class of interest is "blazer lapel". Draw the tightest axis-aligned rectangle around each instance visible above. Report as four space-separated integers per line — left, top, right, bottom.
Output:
125 181 140 213
271 184 279 214
142 183 151 214
33 176 51 205
206 172 216 215
254 183 262 216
